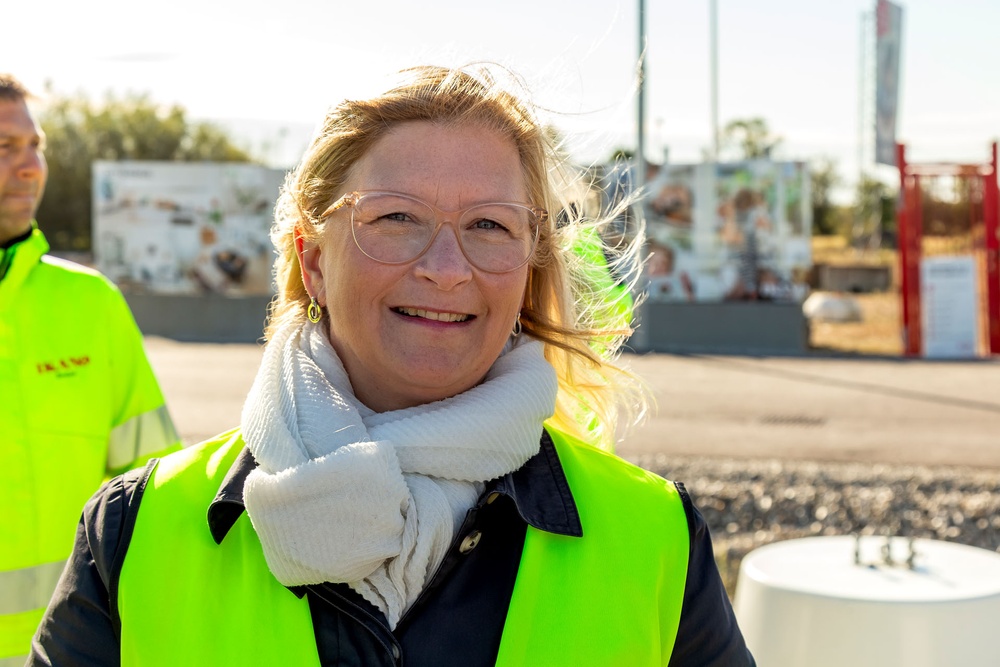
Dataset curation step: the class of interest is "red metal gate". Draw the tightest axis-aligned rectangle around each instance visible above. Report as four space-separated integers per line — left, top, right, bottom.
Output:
896 142 999 357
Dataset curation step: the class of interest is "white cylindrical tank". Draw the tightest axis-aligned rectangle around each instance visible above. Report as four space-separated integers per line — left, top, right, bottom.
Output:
733 535 1000 666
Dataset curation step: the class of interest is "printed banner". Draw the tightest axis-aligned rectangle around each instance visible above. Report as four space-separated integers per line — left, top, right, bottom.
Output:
875 0 904 166
641 160 812 304
93 161 285 295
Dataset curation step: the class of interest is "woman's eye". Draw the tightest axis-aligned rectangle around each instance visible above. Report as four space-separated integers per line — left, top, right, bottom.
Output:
473 218 504 231
371 210 424 225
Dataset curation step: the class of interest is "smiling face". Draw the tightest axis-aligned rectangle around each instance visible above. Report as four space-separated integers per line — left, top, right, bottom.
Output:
0 98 47 244
298 121 531 412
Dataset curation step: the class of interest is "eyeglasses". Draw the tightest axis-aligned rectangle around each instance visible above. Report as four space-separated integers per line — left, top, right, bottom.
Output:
322 191 547 274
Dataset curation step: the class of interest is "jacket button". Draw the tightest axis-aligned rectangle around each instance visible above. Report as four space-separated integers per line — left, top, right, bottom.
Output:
459 529 482 554
485 492 500 505
392 644 401 661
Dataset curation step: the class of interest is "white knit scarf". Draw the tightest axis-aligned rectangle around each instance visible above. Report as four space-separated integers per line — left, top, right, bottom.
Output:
240 321 558 628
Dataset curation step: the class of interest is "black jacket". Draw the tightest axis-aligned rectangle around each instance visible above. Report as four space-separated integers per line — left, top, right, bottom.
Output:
30 431 754 666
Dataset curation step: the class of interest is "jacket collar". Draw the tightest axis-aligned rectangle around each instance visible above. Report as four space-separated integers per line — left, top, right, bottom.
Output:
0 226 47 303
207 429 582 545
1 224 33 250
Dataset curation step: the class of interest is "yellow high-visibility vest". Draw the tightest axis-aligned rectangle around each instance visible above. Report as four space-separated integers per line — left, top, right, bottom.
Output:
117 427 689 665
0 227 180 665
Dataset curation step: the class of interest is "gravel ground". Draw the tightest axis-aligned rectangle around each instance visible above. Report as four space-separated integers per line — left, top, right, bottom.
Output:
626 453 1000 596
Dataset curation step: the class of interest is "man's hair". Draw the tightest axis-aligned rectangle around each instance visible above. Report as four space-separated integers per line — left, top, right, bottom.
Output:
0 74 32 103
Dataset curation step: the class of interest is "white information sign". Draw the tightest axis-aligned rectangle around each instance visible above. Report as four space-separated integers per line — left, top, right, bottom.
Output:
920 256 979 358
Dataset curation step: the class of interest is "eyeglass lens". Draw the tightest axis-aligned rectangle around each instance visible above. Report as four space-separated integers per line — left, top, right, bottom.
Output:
350 192 538 272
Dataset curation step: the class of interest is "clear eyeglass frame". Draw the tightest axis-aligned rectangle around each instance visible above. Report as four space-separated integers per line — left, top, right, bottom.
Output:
321 190 548 274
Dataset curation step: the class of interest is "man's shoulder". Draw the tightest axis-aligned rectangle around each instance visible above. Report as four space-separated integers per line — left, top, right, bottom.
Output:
32 255 128 312
38 254 117 287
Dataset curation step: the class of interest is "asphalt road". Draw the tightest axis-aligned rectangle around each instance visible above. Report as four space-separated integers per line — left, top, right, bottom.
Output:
145 337 1000 470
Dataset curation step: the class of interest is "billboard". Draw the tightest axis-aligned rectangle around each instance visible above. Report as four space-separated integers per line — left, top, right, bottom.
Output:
93 161 285 295
643 160 811 303
875 0 904 166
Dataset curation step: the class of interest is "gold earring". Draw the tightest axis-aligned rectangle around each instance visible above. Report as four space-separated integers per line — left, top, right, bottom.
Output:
511 313 522 337
307 297 323 323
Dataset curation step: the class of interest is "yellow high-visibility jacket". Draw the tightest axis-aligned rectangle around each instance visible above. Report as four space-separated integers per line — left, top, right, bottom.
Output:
0 227 181 665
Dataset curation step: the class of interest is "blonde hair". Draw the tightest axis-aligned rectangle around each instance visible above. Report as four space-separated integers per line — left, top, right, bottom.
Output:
267 64 649 449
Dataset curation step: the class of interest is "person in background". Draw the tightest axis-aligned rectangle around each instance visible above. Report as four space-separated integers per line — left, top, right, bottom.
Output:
30 64 753 666
0 73 181 666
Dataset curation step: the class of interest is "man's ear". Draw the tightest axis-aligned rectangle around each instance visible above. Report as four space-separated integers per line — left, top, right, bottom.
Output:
295 228 324 303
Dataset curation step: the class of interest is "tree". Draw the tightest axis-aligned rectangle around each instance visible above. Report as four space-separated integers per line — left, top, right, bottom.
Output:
810 158 842 235
852 174 897 247
719 117 781 161
609 147 635 162
36 91 254 251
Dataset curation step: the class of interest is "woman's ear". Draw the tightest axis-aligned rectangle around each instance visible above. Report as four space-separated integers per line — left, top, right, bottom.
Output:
295 228 325 304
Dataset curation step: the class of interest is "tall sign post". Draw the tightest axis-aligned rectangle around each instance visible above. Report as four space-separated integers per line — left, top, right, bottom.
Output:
636 0 647 193
710 0 720 161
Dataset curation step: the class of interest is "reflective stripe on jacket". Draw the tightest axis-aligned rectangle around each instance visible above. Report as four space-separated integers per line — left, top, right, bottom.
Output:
0 227 180 663
116 427 690 665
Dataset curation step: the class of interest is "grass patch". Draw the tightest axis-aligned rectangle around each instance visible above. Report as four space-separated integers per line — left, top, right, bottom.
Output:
809 237 902 356
809 292 902 356
812 235 897 268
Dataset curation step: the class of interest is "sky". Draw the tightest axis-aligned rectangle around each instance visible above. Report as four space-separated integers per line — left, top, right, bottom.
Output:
5 0 999 199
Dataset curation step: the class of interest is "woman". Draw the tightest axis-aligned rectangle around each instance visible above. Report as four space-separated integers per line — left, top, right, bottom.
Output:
30 65 754 666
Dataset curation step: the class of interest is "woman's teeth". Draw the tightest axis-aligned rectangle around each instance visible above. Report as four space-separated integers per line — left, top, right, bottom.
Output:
396 307 470 322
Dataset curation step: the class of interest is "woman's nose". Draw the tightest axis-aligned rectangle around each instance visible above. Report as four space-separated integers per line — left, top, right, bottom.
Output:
413 223 473 289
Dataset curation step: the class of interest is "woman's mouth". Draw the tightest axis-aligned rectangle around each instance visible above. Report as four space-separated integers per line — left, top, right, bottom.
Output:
394 307 472 323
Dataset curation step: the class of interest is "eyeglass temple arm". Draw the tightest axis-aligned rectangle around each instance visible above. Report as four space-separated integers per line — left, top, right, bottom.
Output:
320 193 358 220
